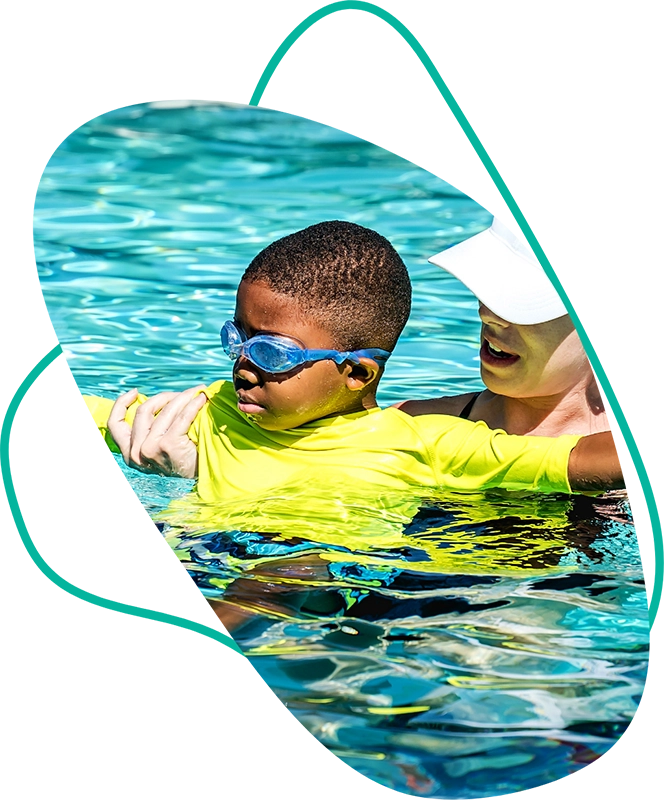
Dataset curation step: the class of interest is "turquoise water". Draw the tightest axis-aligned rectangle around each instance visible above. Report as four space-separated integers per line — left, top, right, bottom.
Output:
34 103 648 798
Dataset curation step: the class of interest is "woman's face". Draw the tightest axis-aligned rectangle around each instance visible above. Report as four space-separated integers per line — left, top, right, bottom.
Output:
478 304 592 399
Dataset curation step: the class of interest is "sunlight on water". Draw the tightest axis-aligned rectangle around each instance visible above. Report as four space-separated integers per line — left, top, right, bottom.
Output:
35 103 647 798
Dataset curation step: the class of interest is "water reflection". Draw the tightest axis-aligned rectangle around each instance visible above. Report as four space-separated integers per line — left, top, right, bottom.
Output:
35 102 647 798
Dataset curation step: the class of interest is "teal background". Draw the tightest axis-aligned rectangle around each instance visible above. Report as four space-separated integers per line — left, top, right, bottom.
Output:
0 0 664 798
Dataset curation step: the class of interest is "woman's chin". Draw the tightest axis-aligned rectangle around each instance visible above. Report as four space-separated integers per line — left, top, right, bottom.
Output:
480 369 524 397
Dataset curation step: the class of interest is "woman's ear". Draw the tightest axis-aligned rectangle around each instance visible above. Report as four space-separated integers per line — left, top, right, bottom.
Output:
345 357 381 392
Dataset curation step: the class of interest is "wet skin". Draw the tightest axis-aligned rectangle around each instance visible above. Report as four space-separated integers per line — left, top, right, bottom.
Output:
231 280 381 431
106 279 383 474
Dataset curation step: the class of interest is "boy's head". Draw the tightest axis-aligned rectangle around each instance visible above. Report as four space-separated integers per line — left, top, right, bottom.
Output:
242 221 411 351
229 221 411 430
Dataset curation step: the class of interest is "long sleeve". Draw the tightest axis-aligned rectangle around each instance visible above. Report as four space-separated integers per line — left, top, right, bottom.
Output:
414 414 582 493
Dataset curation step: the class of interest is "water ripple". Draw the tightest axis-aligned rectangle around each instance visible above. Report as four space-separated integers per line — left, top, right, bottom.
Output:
35 103 647 799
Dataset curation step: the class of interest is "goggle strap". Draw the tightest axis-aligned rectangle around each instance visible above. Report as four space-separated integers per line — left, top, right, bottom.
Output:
356 349 391 364
333 352 358 365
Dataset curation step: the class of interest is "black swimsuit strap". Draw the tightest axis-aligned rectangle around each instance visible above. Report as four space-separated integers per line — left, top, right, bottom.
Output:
458 391 481 420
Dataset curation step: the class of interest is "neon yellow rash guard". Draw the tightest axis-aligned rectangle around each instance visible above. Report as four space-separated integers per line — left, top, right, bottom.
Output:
163 482 581 579
84 380 581 502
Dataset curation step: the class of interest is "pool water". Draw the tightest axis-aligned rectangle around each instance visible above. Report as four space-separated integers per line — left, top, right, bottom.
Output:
34 102 648 798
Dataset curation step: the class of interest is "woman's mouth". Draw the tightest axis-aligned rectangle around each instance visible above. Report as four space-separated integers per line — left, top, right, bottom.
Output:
480 339 520 367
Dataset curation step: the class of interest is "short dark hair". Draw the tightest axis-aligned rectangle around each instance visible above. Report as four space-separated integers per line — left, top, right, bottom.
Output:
241 221 411 351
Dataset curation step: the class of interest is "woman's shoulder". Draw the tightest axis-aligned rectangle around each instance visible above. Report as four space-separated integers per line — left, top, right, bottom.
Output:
394 393 480 418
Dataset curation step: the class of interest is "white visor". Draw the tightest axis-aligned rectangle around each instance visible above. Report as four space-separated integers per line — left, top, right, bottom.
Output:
428 218 568 325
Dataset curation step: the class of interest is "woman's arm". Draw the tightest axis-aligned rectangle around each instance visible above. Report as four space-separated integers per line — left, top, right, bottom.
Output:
568 432 624 491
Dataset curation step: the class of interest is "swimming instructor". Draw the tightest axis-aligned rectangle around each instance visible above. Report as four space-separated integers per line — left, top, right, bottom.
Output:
397 218 609 437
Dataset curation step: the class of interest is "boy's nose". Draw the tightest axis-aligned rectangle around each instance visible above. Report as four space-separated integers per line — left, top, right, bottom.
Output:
234 358 263 385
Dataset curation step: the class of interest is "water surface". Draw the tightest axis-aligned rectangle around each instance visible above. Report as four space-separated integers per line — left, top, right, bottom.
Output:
35 102 647 798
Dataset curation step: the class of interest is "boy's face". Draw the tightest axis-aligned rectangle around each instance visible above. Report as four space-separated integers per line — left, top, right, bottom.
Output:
231 280 377 430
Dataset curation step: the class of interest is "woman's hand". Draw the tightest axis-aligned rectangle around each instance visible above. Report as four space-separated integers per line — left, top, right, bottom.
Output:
107 386 208 479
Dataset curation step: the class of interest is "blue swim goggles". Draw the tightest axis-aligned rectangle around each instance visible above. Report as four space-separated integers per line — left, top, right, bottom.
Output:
220 320 391 374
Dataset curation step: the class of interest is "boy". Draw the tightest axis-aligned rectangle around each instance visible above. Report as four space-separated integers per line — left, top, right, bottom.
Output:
85 221 622 501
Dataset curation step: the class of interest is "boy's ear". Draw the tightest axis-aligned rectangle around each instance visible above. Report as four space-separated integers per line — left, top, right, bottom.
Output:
344 357 382 391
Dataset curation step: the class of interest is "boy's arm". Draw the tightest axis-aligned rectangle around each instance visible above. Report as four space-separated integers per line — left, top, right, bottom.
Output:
421 416 623 494
568 432 623 491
